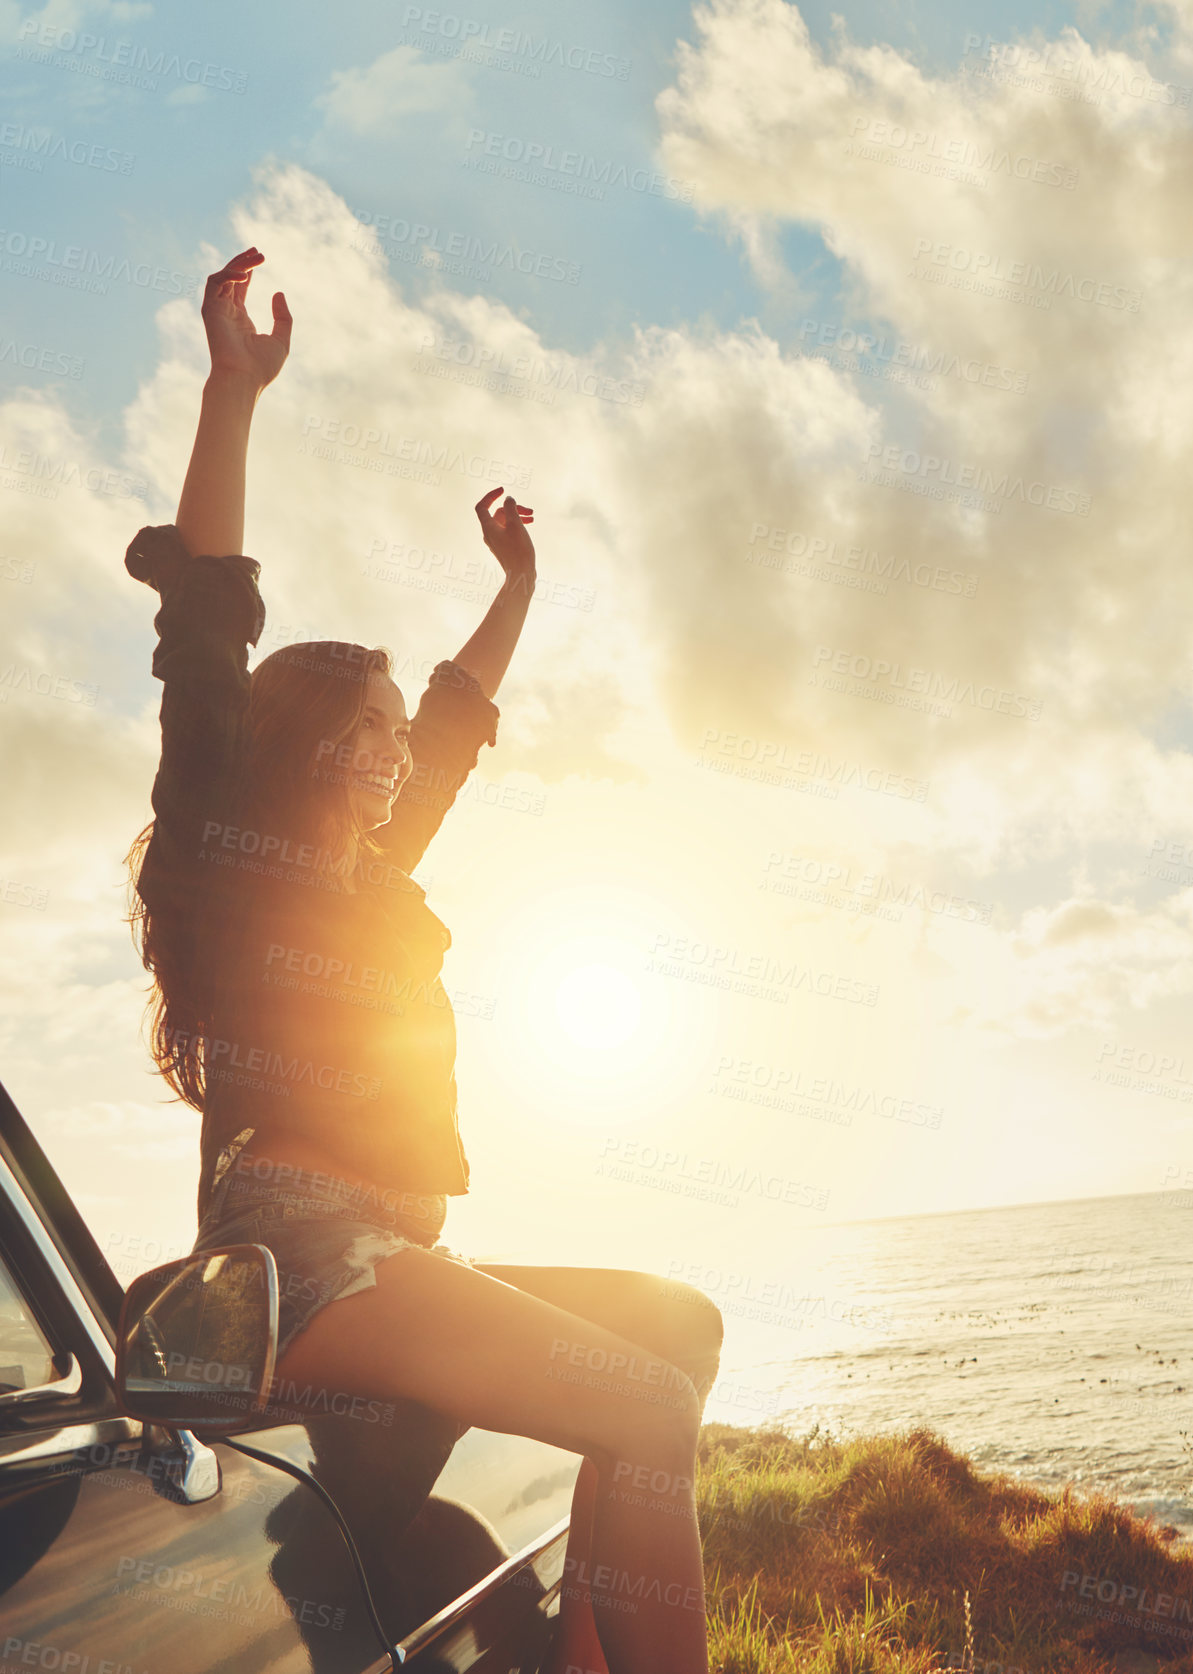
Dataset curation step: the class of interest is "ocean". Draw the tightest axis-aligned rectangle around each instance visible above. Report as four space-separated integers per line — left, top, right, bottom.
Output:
707 1188 1193 1536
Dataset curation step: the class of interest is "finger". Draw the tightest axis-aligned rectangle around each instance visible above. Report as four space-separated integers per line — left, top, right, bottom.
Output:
207 249 261 287
271 291 292 350
204 269 241 307
474 485 504 532
204 263 255 313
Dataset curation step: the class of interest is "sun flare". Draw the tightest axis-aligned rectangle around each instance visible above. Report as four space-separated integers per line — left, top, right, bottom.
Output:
553 962 643 1048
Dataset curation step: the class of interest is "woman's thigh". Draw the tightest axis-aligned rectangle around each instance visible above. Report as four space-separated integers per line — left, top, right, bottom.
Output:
270 1244 704 1466
470 1263 724 1401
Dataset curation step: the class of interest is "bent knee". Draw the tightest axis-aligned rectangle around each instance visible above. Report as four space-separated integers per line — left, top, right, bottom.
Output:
655 1277 723 1339
658 1283 724 1381
687 1289 725 1353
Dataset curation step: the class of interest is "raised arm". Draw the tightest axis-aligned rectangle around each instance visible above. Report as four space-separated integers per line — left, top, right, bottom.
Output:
364 489 536 876
124 248 290 921
176 246 291 559
452 488 536 698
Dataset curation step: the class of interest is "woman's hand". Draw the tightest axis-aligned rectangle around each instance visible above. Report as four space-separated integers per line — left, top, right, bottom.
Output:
475 488 535 583
175 249 286 557
201 247 291 390
455 490 538 697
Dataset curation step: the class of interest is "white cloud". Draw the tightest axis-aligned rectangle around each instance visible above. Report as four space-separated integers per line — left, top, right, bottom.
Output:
945 888 1193 1037
9 26 1193 1226
43 1098 194 1158
314 44 474 138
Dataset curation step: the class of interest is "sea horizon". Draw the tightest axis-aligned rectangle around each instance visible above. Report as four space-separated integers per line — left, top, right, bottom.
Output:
817 1180 1191 1233
709 1189 1193 1537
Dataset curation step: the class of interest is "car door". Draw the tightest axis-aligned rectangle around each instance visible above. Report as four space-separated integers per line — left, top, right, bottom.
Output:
0 1077 579 1672
0 1140 396 1674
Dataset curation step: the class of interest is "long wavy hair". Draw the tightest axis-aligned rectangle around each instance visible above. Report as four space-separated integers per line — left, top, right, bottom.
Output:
123 639 395 1110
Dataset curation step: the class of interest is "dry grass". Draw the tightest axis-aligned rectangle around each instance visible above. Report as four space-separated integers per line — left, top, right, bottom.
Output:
697 1422 1193 1674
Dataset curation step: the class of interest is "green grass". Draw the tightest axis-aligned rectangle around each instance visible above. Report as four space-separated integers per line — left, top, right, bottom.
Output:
696 1422 1193 1674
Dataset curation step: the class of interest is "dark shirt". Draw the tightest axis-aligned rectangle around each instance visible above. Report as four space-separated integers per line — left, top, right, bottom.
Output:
125 523 501 1224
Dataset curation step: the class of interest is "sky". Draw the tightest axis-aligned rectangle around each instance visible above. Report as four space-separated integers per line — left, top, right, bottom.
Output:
3 0 1193 1415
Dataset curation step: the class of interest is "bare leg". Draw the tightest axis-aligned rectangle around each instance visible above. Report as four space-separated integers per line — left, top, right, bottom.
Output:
469 1264 724 1674
272 1251 718 1674
551 1457 606 1674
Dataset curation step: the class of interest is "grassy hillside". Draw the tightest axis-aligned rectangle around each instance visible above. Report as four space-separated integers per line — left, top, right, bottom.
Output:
697 1423 1193 1674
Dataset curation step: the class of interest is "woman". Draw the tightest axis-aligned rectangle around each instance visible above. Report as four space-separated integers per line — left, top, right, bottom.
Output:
123 246 724 1674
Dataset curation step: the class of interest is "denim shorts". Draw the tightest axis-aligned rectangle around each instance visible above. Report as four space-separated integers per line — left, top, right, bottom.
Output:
192 1128 476 1361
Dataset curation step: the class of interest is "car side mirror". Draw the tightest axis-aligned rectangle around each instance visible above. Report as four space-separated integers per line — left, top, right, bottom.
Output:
115 1244 279 1427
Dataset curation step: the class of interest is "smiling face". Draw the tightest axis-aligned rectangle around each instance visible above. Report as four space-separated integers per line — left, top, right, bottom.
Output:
343 669 414 831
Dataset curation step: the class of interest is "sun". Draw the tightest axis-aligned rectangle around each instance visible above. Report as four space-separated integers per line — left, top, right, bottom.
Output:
496 920 691 1105
553 962 643 1049
522 933 657 1074
469 879 705 1119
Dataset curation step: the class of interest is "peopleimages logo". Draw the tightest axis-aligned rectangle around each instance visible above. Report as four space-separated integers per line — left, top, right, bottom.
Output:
847 115 1079 188
399 7 630 79
15 20 249 92
462 128 693 200
811 645 1042 722
962 32 1192 108
110 1556 347 1629
163 1026 383 1101
795 321 1028 394
759 850 992 926
747 518 980 596
862 438 1090 515
0 337 83 379
0 123 136 174
596 1137 831 1210
348 213 580 287
1059 1569 1193 1629
910 237 1141 311
0 664 98 705
0 229 198 294
696 729 930 802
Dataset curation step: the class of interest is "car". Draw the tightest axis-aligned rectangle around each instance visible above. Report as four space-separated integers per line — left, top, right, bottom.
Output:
0 1073 583 1672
